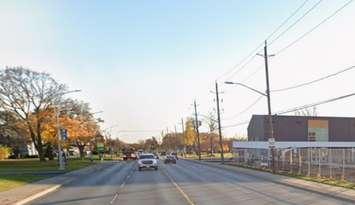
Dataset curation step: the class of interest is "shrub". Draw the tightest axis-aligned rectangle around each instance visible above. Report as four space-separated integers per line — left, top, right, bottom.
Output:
0 145 12 160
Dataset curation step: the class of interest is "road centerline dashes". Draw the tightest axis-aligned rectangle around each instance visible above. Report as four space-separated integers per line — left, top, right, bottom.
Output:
109 162 136 204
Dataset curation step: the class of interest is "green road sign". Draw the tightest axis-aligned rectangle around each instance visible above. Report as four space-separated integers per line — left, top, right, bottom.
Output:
97 143 105 152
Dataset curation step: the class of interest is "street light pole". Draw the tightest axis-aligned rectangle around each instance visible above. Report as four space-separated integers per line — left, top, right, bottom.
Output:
56 107 65 170
224 41 276 172
56 89 81 170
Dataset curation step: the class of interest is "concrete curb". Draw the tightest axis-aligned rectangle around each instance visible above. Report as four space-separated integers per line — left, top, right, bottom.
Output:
0 161 119 205
185 159 355 203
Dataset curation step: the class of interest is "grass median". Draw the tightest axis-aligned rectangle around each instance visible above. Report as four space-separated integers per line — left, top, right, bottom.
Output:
0 159 96 192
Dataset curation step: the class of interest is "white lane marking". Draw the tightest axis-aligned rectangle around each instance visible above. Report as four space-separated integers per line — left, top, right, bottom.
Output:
111 165 135 204
15 184 61 205
110 193 119 204
162 168 196 205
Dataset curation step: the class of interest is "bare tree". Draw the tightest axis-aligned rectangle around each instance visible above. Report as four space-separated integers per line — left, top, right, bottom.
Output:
206 111 217 156
294 106 318 116
0 67 67 161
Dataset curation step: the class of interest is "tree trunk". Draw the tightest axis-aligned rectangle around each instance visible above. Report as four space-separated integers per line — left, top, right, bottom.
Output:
77 141 85 159
45 143 54 160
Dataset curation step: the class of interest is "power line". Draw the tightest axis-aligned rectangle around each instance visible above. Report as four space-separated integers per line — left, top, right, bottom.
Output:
240 64 264 83
218 43 263 81
269 0 323 46
217 0 311 81
222 120 250 129
117 130 162 133
272 65 355 92
223 96 264 121
276 92 355 115
265 0 311 41
275 0 354 55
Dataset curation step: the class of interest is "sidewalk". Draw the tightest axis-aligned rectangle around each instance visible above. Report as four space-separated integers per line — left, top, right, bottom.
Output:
189 160 355 203
0 162 117 205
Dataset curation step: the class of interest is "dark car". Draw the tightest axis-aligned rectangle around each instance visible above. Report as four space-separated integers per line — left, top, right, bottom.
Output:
171 152 179 160
164 155 177 164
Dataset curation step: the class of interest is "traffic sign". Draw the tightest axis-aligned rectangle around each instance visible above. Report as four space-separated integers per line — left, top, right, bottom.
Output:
97 142 105 153
60 128 68 140
268 137 275 148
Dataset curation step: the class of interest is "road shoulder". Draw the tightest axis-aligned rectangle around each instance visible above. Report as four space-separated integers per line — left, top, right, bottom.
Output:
186 159 355 203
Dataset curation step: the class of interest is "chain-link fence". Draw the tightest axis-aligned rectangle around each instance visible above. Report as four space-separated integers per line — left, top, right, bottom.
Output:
233 148 355 182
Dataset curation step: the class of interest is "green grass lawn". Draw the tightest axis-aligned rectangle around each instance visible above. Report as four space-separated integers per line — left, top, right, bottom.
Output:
0 159 95 192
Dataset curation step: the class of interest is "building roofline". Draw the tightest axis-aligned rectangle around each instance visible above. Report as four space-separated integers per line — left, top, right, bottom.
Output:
251 114 355 120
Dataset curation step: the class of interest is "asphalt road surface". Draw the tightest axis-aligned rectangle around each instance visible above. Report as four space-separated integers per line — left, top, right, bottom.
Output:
31 160 352 205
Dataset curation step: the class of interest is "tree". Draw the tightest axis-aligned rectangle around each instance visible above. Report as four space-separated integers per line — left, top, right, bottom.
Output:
294 106 318 116
206 111 217 155
59 100 99 159
184 118 197 153
161 133 183 152
0 67 67 161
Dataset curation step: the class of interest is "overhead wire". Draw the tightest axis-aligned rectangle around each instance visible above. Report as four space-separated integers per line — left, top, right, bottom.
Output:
217 0 311 81
275 0 354 55
223 96 264 121
222 120 250 129
268 0 323 46
240 64 264 83
276 92 355 115
271 65 355 92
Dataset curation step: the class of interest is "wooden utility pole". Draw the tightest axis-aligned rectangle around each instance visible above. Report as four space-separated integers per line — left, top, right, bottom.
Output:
215 81 225 164
263 40 275 173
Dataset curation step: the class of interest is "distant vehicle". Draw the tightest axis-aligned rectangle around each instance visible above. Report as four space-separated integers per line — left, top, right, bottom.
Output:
153 153 159 159
137 153 158 171
171 152 179 160
123 153 137 161
122 147 137 160
164 155 177 164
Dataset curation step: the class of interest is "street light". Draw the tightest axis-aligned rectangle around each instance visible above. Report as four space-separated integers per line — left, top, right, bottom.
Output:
224 81 267 97
225 80 276 172
56 89 81 170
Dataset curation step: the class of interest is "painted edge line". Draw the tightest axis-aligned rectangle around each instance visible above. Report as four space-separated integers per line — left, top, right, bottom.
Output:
14 184 62 205
162 168 195 205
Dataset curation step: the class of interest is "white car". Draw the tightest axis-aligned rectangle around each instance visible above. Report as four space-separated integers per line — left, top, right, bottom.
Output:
137 153 158 171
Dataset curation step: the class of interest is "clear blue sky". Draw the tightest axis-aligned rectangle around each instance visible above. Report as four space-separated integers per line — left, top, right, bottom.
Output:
1 0 355 142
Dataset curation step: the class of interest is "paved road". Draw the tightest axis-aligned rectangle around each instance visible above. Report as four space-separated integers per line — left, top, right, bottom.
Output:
31 160 352 205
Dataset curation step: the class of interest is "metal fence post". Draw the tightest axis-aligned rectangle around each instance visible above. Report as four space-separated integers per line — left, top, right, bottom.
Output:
308 148 311 177
290 149 293 174
298 148 302 175
342 148 345 181
317 148 321 178
329 148 332 179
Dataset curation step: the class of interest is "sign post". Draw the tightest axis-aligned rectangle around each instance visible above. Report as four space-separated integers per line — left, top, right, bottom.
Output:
268 137 276 172
97 142 105 161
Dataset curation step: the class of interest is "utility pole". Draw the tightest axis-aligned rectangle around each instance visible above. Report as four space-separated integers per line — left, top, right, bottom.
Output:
181 118 185 134
215 81 225 164
174 125 178 151
181 118 186 156
194 100 201 160
263 40 275 173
